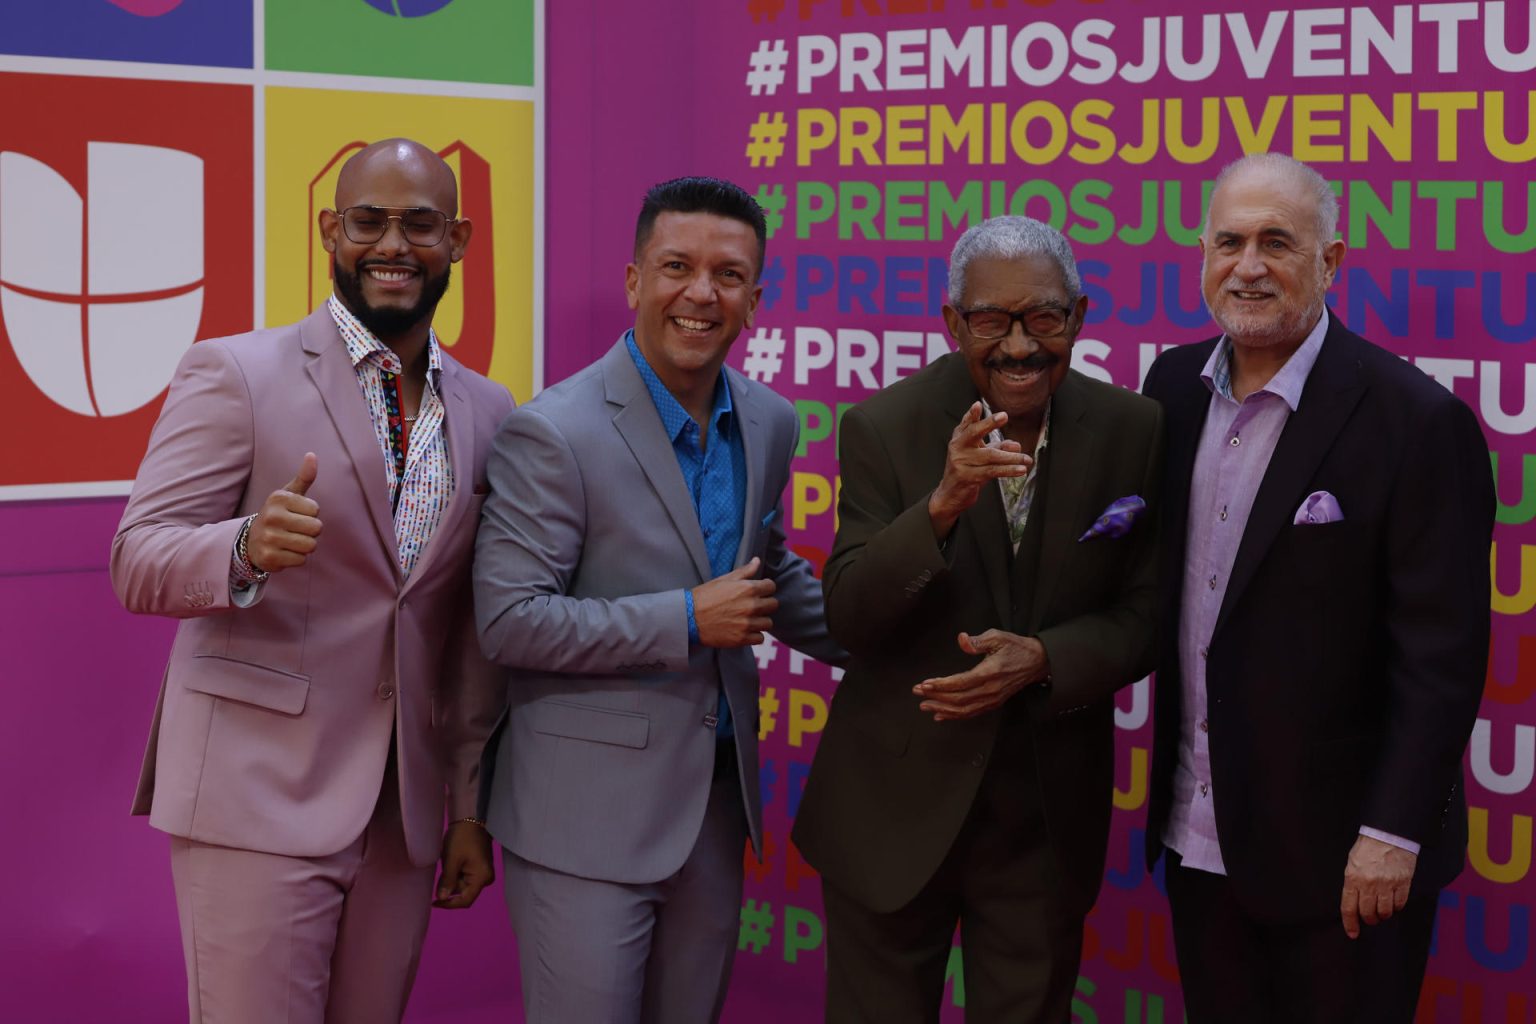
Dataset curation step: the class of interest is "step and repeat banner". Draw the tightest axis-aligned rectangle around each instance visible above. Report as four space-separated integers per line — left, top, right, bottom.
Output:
0 1 537 1021
682 1 1535 1021
3 0 1533 1021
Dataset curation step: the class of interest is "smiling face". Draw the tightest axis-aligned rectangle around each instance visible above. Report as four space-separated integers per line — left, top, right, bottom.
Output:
1200 167 1343 355
318 141 471 342
625 210 763 393
943 253 1086 441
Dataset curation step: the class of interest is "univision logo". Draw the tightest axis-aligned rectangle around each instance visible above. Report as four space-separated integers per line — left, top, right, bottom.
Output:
0 143 204 417
105 0 186 14
360 0 456 15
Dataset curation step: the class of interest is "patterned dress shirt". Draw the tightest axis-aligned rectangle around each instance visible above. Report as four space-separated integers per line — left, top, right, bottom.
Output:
328 295 454 579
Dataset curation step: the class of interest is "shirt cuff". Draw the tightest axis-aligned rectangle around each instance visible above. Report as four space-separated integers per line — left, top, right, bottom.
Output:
685 589 699 645
229 544 265 608
1359 827 1421 857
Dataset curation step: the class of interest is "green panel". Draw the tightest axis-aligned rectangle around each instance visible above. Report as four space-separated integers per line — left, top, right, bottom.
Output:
266 0 533 87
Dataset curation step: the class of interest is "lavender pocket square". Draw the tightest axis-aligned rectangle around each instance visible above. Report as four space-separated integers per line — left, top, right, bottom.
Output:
1295 490 1344 525
1079 495 1146 541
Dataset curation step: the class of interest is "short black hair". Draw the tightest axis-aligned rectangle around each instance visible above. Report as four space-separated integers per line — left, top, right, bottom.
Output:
633 176 767 278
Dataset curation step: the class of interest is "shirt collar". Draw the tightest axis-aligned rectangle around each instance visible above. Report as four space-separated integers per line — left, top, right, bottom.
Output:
1201 306 1330 411
624 329 733 443
328 294 444 382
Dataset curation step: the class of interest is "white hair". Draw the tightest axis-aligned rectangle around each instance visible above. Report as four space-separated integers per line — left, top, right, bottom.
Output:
1205 152 1339 244
947 215 1081 306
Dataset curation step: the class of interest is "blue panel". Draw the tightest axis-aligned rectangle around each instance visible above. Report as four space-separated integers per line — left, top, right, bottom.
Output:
0 0 253 69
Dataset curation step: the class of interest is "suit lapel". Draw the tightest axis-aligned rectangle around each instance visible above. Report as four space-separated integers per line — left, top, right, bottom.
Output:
300 306 401 577
603 340 713 581
928 354 1012 625
728 368 766 568
1215 322 1367 636
1029 372 1095 629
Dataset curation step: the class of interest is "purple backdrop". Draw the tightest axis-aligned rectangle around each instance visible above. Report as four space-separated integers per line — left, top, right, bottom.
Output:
5 0 1535 1021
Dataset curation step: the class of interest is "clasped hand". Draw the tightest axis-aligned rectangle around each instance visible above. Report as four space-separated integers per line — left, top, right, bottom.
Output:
692 557 778 648
913 630 1049 721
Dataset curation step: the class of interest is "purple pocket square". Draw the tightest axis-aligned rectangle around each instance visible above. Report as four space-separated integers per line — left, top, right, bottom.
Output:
1295 490 1344 525
1079 495 1146 541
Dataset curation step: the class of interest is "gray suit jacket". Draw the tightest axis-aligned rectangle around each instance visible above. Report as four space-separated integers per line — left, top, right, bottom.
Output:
473 336 841 884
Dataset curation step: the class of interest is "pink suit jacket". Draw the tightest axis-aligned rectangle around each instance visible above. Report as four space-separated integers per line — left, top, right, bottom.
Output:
111 304 513 868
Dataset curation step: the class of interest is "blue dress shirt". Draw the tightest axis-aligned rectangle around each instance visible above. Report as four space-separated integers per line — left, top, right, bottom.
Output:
625 331 747 737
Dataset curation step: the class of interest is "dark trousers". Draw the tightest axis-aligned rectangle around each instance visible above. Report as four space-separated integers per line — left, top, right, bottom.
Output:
1165 851 1437 1024
821 754 1082 1024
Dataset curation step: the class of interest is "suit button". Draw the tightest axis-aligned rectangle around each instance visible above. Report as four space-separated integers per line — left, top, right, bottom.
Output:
378 683 395 700
970 754 985 768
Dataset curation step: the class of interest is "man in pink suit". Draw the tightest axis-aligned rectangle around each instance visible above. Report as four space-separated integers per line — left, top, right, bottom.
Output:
111 138 513 1023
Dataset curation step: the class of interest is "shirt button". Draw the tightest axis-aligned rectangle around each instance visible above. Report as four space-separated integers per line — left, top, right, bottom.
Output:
1219 506 1228 521
1199 782 1209 795
1200 646 1209 659
377 683 395 700
704 713 720 728
1229 436 1241 447
1199 719 1209 732
1208 575 1217 590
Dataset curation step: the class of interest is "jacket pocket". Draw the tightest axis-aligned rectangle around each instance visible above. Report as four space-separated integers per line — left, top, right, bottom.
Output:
186 655 310 715
528 699 650 749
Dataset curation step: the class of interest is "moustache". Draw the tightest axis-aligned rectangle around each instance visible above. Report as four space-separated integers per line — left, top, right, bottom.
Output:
1219 277 1278 297
985 353 1056 372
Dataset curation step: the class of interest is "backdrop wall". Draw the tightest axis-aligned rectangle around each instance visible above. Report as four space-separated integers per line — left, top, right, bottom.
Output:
3 1 1533 1022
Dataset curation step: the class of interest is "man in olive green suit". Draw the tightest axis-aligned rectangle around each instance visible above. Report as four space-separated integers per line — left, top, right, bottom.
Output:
795 216 1163 1022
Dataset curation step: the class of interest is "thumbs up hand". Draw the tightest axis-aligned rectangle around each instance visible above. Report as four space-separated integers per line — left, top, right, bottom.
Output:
247 452 323 574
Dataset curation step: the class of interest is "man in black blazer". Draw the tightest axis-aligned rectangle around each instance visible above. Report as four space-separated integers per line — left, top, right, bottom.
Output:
1142 153 1494 1023
795 216 1162 1022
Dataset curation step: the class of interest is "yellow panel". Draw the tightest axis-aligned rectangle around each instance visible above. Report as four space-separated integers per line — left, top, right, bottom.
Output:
264 89 534 402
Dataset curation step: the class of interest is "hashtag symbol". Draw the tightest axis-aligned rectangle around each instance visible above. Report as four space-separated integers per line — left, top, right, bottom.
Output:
742 328 786 383
754 185 786 239
745 0 784 22
759 687 780 741
759 257 786 312
746 40 789 96
746 113 788 168
739 900 775 954
744 831 777 884
753 632 779 670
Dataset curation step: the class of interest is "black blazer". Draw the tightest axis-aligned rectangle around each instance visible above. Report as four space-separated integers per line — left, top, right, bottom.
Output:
794 354 1163 915
1142 314 1494 921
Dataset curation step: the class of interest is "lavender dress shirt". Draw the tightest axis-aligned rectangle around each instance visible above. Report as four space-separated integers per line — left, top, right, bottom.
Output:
1165 309 1417 874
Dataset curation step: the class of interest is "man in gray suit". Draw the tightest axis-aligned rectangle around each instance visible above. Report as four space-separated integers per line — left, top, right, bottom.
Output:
472 176 843 1023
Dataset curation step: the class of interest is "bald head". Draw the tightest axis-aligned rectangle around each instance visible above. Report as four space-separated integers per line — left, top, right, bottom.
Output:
321 137 472 347
335 138 459 216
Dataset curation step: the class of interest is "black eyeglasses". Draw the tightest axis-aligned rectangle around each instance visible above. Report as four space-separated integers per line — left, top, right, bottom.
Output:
956 304 1074 341
336 206 456 247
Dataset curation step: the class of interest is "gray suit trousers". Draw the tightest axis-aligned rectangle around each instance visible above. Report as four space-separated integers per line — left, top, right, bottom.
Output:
503 760 747 1024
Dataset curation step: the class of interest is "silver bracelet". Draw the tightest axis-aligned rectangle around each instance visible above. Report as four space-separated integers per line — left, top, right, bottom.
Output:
232 514 270 585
